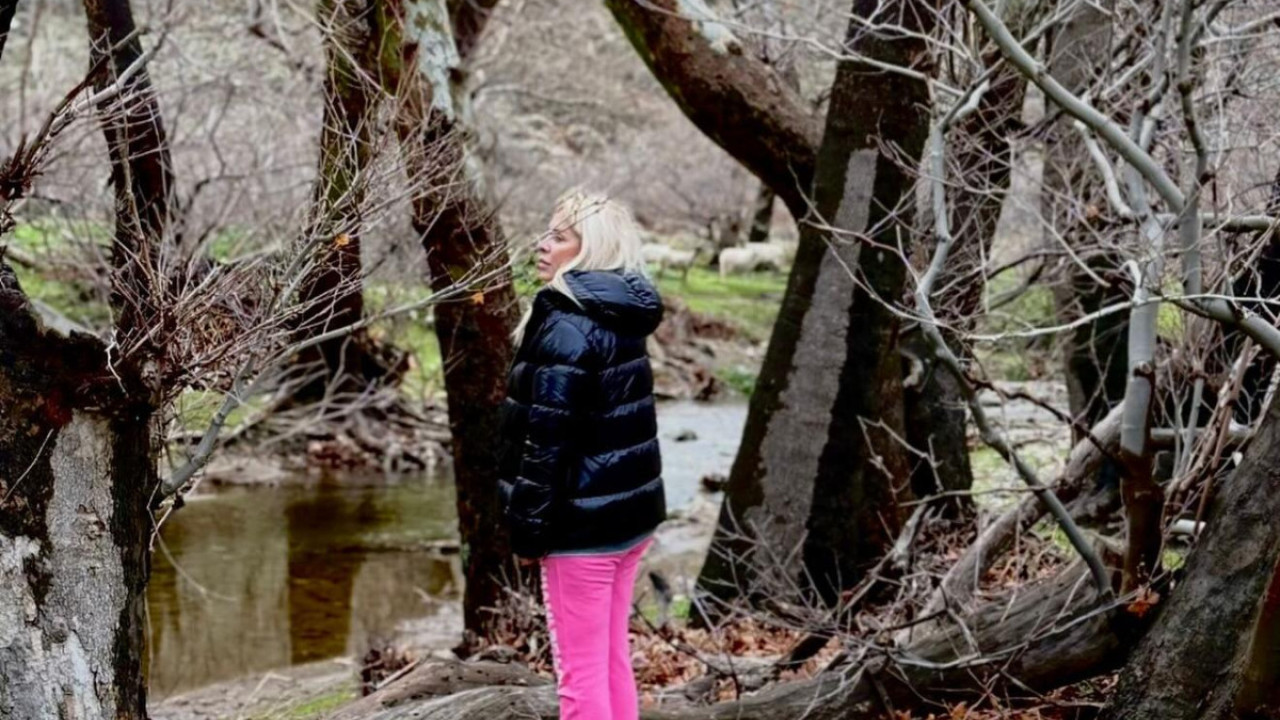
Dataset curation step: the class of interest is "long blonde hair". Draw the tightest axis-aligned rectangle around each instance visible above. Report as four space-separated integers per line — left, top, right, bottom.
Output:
513 188 648 346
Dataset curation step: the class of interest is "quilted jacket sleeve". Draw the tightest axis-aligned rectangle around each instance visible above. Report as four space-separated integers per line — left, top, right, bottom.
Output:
507 318 594 558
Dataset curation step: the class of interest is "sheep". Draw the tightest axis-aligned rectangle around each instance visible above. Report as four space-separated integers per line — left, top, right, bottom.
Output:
718 246 759 278
718 242 793 279
641 243 670 266
642 243 699 281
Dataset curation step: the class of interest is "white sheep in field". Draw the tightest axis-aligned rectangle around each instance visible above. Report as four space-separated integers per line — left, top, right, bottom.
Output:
642 243 698 280
641 243 670 266
718 242 792 279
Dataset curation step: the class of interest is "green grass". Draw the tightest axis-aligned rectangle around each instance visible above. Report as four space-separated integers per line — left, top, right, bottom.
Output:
638 595 693 626
717 365 758 397
365 282 444 399
284 689 357 719
172 389 263 435
246 687 358 720
7 221 113 328
11 265 112 328
654 265 786 342
974 276 1057 382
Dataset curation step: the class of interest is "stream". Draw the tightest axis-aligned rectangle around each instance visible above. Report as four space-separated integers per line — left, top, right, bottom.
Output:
146 400 748 699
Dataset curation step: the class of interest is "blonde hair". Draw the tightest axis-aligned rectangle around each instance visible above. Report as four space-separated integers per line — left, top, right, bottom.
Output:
513 188 648 346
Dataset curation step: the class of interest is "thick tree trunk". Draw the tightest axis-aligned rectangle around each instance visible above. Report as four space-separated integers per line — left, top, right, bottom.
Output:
378 0 522 642
1102 396 1280 720
290 0 405 404
0 4 162 717
84 0 176 344
695 0 933 612
0 265 156 720
607 0 1014 608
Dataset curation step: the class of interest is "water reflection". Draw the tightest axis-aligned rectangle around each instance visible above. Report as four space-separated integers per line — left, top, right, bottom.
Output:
146 475 459 699
145 400 746 699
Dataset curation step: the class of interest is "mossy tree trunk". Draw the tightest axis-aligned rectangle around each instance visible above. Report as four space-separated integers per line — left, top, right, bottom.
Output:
291 0 404 403
376 0 522 643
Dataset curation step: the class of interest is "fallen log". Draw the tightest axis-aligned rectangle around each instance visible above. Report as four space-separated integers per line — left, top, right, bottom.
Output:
906 405 1121 640
327 661 554 720
328 566 1132 720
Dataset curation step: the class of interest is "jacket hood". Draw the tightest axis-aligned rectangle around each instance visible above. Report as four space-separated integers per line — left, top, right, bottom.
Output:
560 270 664 337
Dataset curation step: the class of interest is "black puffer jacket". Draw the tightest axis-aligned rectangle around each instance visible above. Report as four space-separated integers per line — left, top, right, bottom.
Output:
499 270 667 558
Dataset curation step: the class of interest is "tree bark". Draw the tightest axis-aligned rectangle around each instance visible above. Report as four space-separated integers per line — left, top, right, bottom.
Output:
1 4 166 715
695 0 933 612
603 0 821 221
84 0 176 345
0 263 156 720
1102 396 1280 720
447 0 499 63
377 0 522 643
292 0 401 403
1237 556 1280 718
745 184 773 244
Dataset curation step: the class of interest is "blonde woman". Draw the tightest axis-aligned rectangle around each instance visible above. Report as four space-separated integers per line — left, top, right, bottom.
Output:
498 190 666 719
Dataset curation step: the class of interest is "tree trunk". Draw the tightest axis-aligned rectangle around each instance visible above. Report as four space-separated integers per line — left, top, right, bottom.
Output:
0 264 156 720
1237 556 1280 718
84 0 175 345
745 184 773 244
0 4 166 717
290 0 405 404
378 0 522 643
1102 396 1280 720
695 0 933 612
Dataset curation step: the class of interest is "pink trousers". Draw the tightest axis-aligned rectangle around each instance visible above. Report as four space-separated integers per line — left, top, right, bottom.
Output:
541 538 652 720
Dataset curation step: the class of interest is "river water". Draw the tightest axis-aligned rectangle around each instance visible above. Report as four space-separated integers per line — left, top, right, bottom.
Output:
146 400 747 699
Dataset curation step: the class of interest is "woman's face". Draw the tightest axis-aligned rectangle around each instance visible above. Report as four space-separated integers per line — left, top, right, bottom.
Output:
536 213 582 283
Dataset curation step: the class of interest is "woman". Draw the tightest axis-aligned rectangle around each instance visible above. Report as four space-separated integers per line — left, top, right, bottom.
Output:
499 189 667 720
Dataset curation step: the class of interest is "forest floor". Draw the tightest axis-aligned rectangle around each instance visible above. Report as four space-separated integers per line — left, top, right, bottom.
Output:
150 378 1085 720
